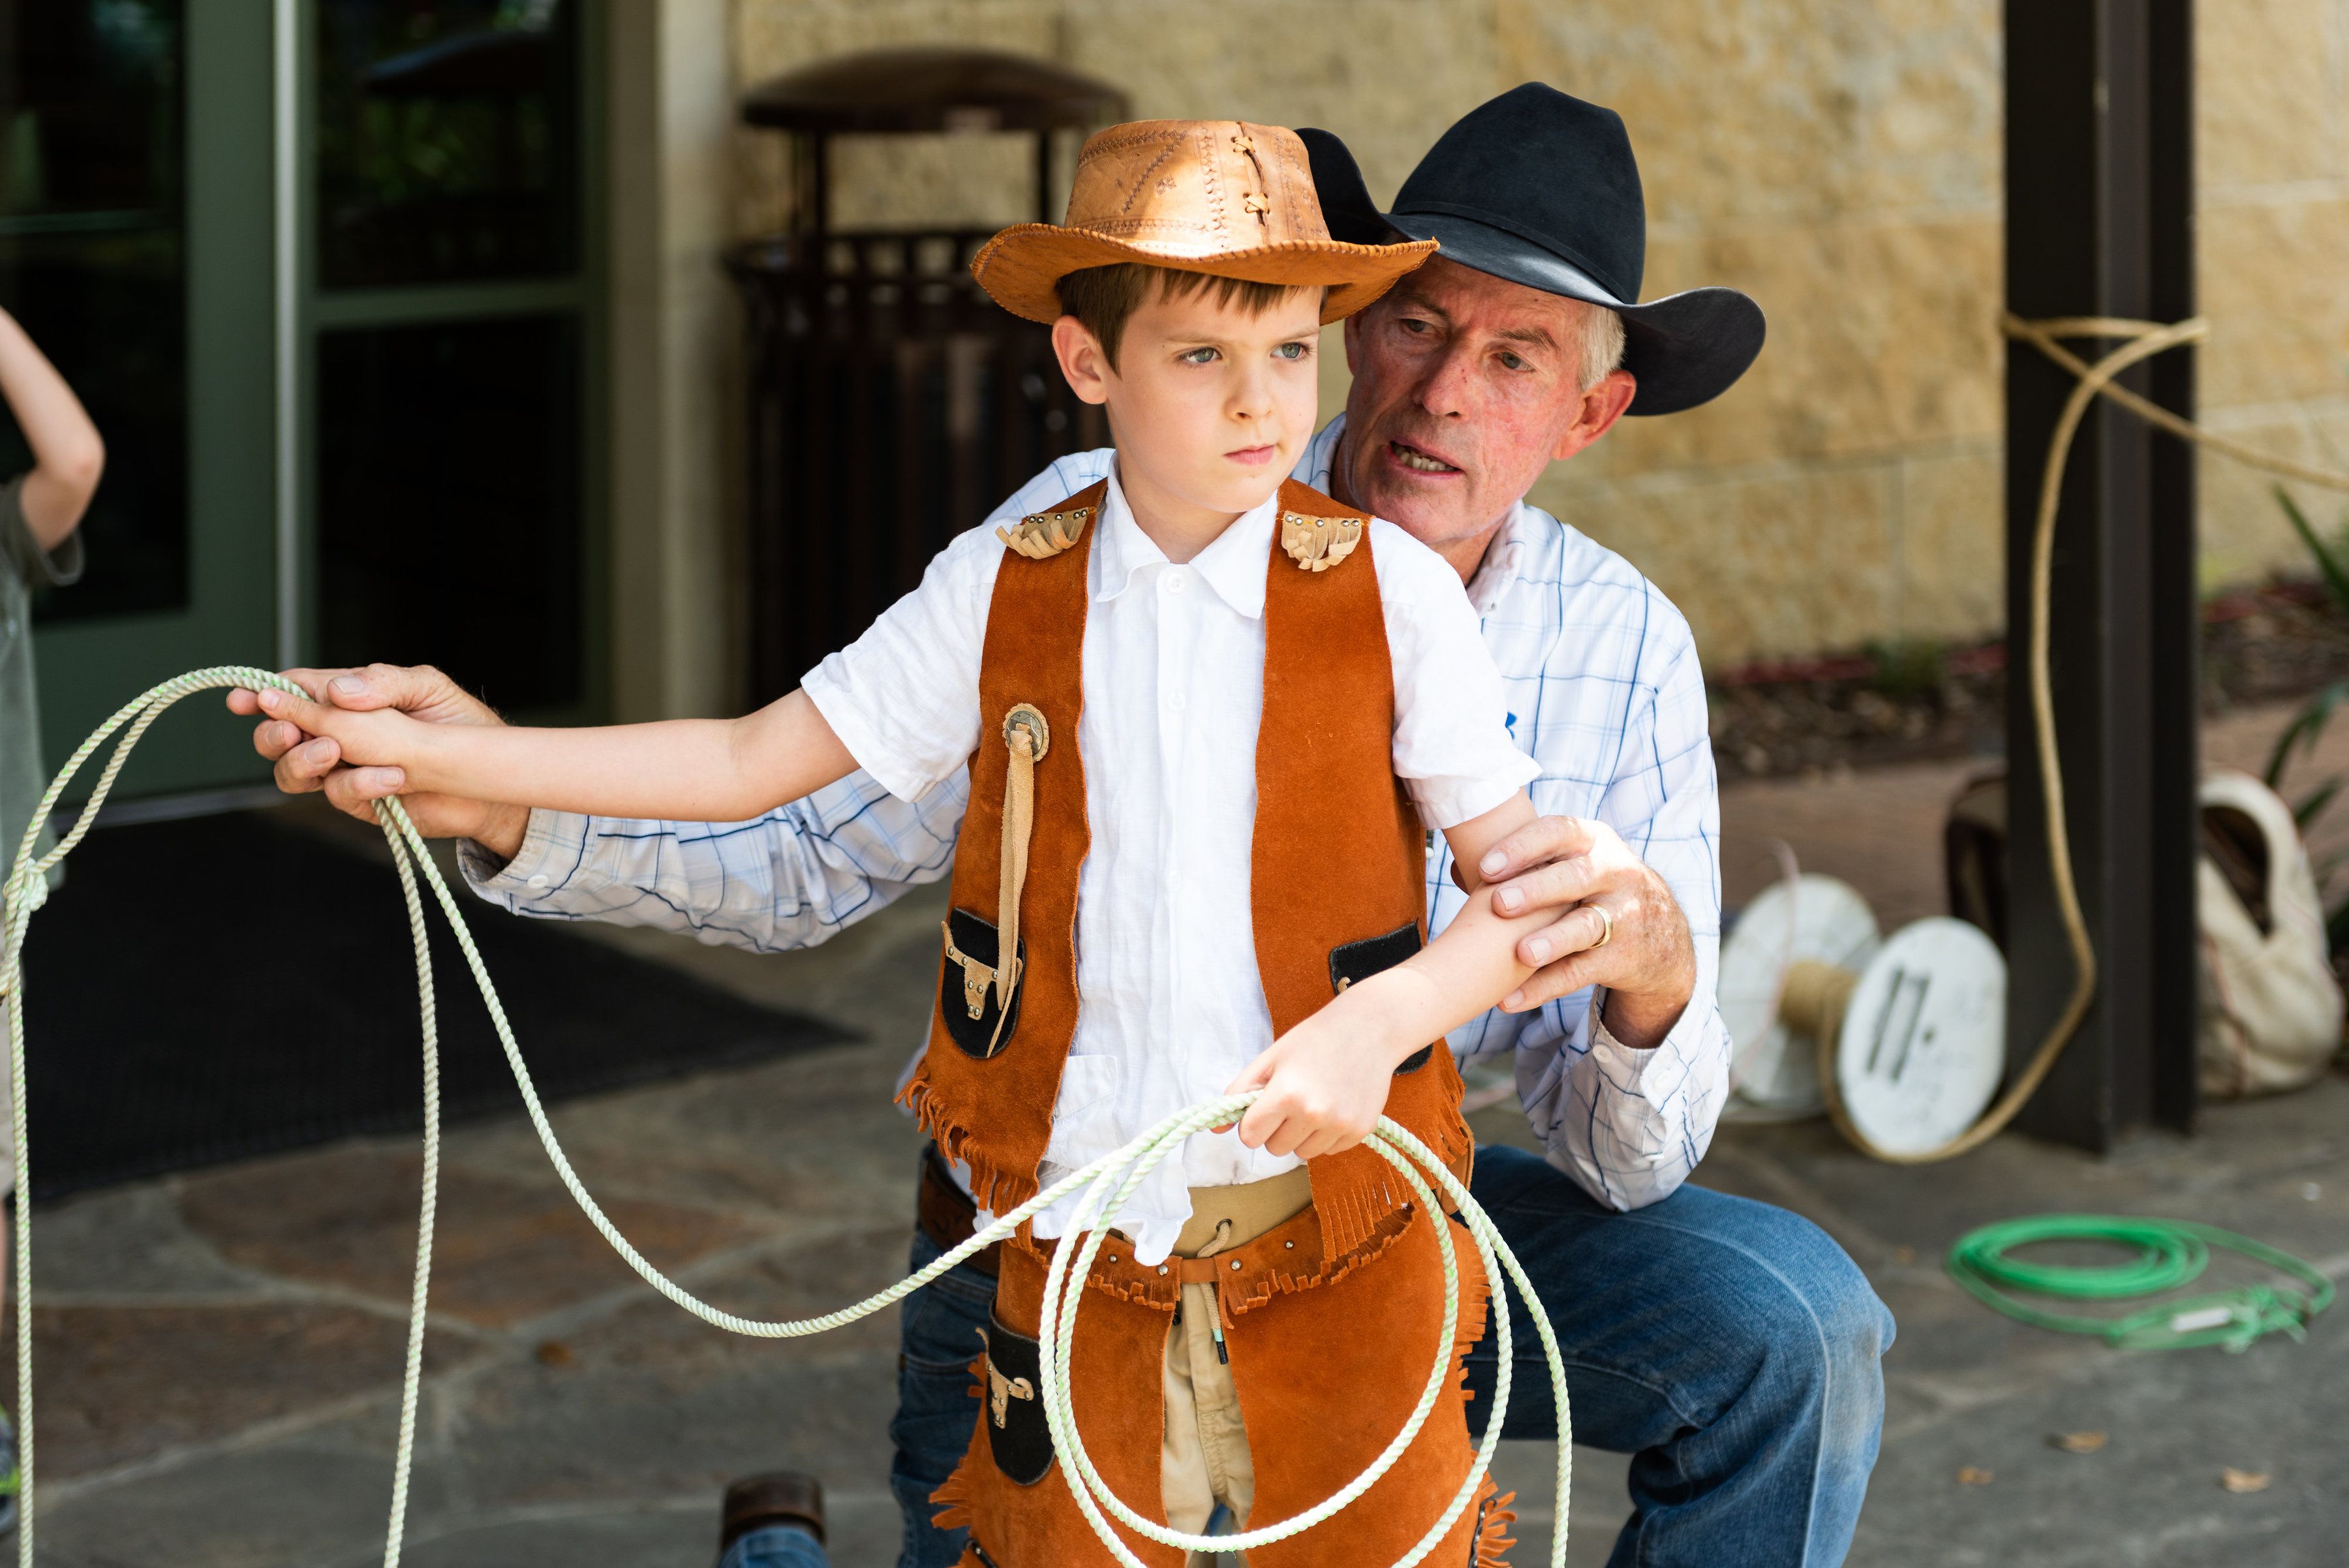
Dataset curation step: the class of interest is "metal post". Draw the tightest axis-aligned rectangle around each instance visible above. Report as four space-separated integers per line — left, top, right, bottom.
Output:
2003 0 2198 1150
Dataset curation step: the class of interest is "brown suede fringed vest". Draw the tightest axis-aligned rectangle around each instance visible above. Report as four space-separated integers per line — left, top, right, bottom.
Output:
898 476 1474 1258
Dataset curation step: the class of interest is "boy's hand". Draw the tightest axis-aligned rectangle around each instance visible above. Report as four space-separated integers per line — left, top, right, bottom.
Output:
1222 1009 1400 1161
230 666 529 852
245 683 425 773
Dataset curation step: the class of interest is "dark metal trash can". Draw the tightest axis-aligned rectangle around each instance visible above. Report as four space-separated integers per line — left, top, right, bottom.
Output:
729 48 1127 705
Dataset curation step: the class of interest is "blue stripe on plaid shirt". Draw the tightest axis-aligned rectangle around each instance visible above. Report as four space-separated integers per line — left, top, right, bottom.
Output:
461 416 1729 1212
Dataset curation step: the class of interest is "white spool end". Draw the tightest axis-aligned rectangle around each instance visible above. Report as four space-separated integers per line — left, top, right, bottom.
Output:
1719 874 1879 1118
1833 918 2006 1156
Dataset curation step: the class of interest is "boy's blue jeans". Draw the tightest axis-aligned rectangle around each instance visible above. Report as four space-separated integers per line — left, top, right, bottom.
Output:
743 1142 1894 1568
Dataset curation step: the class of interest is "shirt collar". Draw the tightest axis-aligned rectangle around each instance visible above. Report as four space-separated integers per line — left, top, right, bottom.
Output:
1301 412 1345 491
1092 457 1280 620
1464 501 1544 615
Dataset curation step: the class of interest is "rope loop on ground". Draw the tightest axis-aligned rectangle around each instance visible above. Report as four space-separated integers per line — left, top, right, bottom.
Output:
0 667 1573 1568
1946 1212 2335 1353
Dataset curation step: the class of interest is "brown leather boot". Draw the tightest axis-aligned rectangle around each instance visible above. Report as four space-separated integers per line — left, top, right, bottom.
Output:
716 1471 825 1560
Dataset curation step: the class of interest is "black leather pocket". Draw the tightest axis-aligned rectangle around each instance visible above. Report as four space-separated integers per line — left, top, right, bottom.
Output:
1330 922 1435 1073
940 908 1024 1058
979 1312 1053 1486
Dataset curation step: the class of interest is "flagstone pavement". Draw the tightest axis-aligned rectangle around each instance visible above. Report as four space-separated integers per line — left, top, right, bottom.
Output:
12 700 2349 1567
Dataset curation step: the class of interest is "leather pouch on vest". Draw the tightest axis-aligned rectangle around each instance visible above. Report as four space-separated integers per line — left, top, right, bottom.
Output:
1331 922 1435 1073
940 909 1026 1058
977 1312 1053 1486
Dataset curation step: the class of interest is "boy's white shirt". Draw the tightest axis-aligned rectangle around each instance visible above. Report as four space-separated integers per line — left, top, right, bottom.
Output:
464 414 1734 1219
802 459 1537 1265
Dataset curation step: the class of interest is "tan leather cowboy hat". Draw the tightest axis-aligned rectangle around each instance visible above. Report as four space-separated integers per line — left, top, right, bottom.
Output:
970 119 1437 326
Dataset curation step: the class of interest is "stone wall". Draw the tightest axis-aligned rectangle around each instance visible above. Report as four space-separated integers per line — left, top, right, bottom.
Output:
729 0 2349 669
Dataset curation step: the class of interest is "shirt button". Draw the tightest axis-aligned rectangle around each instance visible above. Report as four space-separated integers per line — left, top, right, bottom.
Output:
527 873 551 889
1165 690 1188 712
1163 570 1187 593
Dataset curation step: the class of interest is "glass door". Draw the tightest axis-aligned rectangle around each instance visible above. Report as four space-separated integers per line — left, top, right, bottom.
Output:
5 0 604 815
7 3 278 797
301 0 604 721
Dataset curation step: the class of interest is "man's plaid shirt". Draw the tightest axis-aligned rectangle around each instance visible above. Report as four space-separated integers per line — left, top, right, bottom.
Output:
463 416 1730 1210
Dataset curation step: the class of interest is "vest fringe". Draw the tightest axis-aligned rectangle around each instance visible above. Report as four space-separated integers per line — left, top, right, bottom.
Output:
899 1065 1042 1216
1448 1222 1496 1406
1311 1102 1473 1259
925 1356 987 1539
929 1474 974 1541
1475 1480 1520 1568
995 1202 1416 1317
1215 1201 1416 1319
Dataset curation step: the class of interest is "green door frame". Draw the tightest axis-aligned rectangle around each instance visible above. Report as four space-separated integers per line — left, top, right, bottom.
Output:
286 0 611 729
31 4 281 803
33 0 609 809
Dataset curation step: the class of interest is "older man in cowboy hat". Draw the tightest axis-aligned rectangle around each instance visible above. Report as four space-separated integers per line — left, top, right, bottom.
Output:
240 85 1892 1568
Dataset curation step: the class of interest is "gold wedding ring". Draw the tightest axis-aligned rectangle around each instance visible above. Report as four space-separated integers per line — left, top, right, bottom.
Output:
1589 903 1614 949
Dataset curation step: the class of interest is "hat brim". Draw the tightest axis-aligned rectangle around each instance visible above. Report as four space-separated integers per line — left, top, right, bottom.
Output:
1387 212 1764 416
970 225 1439 326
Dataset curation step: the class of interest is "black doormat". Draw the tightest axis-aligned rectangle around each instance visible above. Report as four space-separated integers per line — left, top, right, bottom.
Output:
12 811 852 1199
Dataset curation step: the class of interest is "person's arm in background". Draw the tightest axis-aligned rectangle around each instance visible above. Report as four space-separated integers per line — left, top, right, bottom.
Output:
1447 602 1730 1212
0 307 104 549
232 448 1119 953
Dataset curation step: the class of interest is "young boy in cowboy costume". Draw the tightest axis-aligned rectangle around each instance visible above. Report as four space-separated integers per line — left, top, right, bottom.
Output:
258 119 1558 1566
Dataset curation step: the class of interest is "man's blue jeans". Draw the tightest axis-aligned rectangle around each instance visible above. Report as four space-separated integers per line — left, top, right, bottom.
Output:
760 1142 1894 1568
716 1522 827 1568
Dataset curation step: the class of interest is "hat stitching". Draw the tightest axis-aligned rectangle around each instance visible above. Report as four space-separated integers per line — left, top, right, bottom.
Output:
1084 217 1224 238
1082 123 1185 159
1271 131 1312 237
1231 122 1274 232
1116 137 1182 217
978 228 1433 260
990 233 1434 264
1197 124 1227 241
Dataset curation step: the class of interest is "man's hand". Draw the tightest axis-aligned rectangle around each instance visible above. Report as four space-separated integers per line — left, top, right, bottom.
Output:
1477 815 1696 1047
227 665 530 859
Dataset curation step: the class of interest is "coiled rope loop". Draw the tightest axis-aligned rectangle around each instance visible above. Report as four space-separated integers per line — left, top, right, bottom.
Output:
0 667 1572 1568
1946 1213 2334 1353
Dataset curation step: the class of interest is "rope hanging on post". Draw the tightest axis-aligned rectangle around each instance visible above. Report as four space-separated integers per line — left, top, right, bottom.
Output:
1830 317 2349 1165
0 668 1574 1568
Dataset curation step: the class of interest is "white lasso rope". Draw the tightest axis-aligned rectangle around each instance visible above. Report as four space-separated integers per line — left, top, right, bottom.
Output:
0 668 1571 1567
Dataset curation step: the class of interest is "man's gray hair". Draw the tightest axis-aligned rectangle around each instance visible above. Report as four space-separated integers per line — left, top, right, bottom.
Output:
1579 302 1627 392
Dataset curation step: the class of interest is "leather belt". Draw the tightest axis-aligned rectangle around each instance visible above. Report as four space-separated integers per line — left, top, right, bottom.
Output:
920 1148 1317 1283
917 1143 1002 1278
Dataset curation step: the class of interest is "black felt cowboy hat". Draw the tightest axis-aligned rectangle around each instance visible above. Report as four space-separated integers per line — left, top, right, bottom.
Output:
1301 84 1765 416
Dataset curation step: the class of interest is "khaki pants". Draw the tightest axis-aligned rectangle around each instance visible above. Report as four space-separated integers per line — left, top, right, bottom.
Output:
1158 1168 1312 1567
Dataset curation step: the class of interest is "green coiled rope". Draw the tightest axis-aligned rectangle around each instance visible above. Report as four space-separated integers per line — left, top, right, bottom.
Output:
0 667 1573 1568
1946 1214 2335 1353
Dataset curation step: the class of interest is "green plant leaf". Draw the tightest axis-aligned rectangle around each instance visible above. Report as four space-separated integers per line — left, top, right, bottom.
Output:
2326 895 2349 958
2297 778 2344 829
2277 484 2349 617
2265 681 2348 789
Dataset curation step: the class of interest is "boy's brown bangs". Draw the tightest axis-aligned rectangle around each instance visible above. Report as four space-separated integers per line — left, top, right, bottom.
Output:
1056 264 1323 370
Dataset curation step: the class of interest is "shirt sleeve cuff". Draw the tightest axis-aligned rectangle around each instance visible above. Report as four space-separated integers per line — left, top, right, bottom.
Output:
458 808 587 901
801 670 938 805
1407 753 1544 832
1586 987 1688 1073
35 531 84 589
